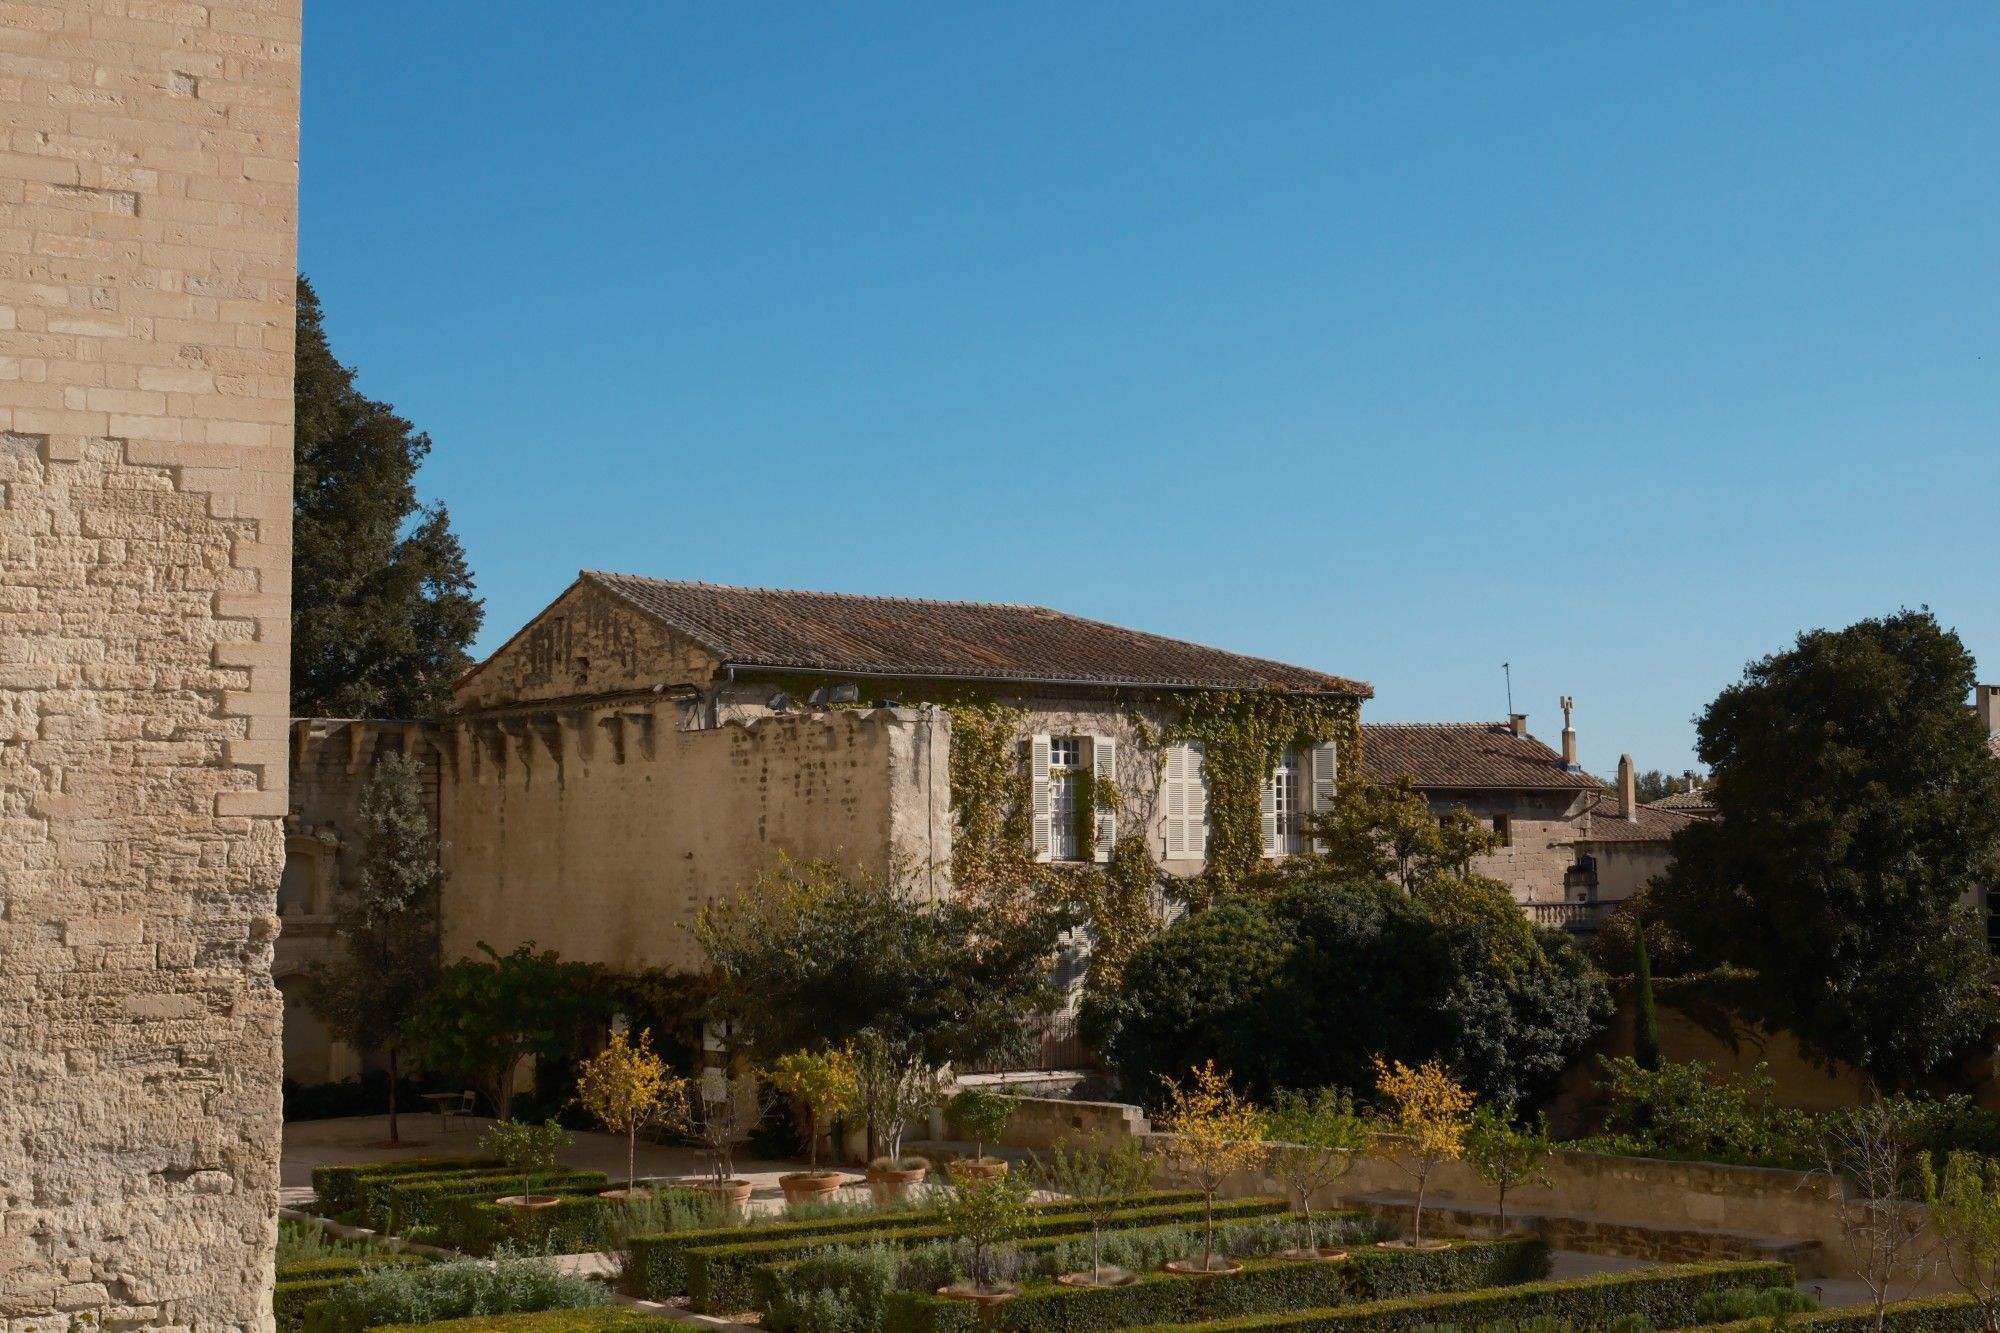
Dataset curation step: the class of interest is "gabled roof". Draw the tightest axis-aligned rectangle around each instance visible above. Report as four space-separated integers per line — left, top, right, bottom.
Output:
1358 722 1602 791
1574 795 1701 844
1646 787 1716 816
579 572 1371 696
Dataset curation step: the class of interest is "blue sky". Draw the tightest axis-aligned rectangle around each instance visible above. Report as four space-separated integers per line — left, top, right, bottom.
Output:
300 4 1998 777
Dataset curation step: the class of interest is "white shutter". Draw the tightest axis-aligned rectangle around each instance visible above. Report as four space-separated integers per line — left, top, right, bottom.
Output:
1163 743 1188 859
1030 734 1053 862
1091 736 1116 863
1189 744 1209 860
1309 741 1339 853
1260 761 1280 857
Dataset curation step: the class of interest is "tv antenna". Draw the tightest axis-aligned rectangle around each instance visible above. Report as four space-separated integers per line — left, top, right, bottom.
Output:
1503 662 1513 716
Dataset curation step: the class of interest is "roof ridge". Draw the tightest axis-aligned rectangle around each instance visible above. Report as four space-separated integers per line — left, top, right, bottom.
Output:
585 570 1050 614
1361 721 1515 730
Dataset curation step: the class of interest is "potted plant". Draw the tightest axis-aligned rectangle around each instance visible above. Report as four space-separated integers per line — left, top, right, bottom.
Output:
1263 1087 1368 1260
855 1029 941 1203
1155 1061 1265 1275
947 1088 1016 1180
687 1068 760 1214
936 1164 1033 1307
1371 1057 1474 1251
481 1118 571 1211
574 1026 690 1200
768 1046 860 1205
1038 1134 1153 1287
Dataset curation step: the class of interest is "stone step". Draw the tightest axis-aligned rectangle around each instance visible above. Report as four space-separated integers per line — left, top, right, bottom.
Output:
1351 1191 1826 1277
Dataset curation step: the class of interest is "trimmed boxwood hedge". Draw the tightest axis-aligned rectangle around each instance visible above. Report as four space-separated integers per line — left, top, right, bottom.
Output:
379 1170 610 1232
356 1168 514 1228
1694 1295 1990 1333
880 1236 1553 1333
365 1311 679 1333
626 1189 1205 1303
273 1256 427 1333
1108 1258 1796 1333
313 1158 498 1214
687 1197 1292 1313
438 1188 705 1257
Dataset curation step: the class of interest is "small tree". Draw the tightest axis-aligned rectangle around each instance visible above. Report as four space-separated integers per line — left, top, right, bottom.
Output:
575 1027 689 1192
1156 1061 1267 1272
690 1069 761 1187
1036 1135 1155 1284
1463 1105 1552 1231
403 941 604 1120
854 1028 943 1167
1815 1097 1937 1333
1632 926 1662 1073
768 1047 860 1175
1263 1087 1369 1255
942 1166 1034 1295
1924 1150 2000 1333
481 1118 570 1205
1372 1058 1475 1247
304 752 441 1143
948 1088 1017 1167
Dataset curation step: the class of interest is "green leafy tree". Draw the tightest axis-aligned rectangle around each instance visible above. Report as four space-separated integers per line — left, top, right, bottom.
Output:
403 941 606 1120
292 275 481 718
942 1166 1035 1294
1632 927 1662 1072
1263 1087 1369 1254
1306 776 1499 891
1656 610 2000 1086
480 1118 571 1205
304 752 441 1143
1605 769 1698 805
947 1088 1016 1167
1924 1150 2000 1333
694 859 1062 1071
1034 1136 1154 1285
1464 1105 1552 1229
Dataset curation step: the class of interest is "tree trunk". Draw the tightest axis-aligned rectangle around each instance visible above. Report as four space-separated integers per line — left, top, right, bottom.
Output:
1414 1169 1427 1246
627 1121 638 1192
387 1046 400 1144
1203 1189 1215 1269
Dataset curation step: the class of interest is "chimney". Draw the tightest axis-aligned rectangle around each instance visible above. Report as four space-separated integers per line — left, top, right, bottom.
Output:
1508 713 1529 738
1559 695 1577 769
1979 684 2000 734
1617 754 1637 820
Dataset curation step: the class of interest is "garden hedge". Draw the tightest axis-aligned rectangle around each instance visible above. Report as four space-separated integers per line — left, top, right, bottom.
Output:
626 1189 1205 1302
313 1157 498 1214
687 1197 1292 1312
1693 1294 1991 1332
355 1167 518 1228
880 1236 1553 1333
438 1187 704 1257
273 1256 427 1333
378 1170 610 1232
1109 1258 1795 1333
365 1311 679 1333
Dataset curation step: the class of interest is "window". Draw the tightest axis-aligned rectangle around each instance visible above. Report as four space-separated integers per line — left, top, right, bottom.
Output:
1493 814 1512 847
1162 741 1210 861
1265 747 1303 857
1048 737 1084 861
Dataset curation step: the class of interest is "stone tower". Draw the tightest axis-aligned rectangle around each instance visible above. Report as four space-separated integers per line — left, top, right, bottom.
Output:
0 3 301 1329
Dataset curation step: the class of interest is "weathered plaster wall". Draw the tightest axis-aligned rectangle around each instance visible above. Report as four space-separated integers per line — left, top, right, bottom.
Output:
455 579 718 712
0 4 300 1329
1583 840 1672 904
437 706 951 974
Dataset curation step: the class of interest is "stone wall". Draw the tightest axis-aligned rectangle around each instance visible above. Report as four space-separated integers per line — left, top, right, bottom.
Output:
437 706 952 973
0 3 300 1330
1424 788 1594 905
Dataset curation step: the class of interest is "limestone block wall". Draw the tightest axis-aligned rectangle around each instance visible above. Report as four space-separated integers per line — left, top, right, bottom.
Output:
1422 789 1593 904
438 706 951 974
0 3 300 1330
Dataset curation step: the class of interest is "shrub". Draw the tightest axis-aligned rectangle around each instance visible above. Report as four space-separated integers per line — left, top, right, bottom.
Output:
1591 1058 1817 1167
366 1311 680 1333
1689 1293 1990 1331
379 1170 609 1233
1692 1286 1819 1322
273 1256 427 1333
766 1245 901 1333
312 1157 497 1215
309 1250 609 1333
278 1219 384 1266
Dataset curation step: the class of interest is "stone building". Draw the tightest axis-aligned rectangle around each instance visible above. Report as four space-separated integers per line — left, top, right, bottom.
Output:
0 4 301 1330
282 571 1370 1066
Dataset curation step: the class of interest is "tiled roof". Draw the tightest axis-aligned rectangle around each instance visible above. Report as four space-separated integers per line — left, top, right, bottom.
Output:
582 572 1371 696
1574 795 1700 844
1647 788 1717 815
1358 722 1603 791
1989 732 2000 761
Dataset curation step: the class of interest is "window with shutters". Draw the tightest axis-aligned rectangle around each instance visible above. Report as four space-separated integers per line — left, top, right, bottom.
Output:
1162 741 1210 862
1048 736 1085 861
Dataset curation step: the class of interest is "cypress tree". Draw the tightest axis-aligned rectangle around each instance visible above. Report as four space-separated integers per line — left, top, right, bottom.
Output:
292 276 482 718
1632 925 1661 1072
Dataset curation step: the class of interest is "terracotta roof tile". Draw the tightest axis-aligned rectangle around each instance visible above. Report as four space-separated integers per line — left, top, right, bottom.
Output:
583 572 1371 696
1647 788 1717 815
1358 722 1603 790
1574 795 1700 844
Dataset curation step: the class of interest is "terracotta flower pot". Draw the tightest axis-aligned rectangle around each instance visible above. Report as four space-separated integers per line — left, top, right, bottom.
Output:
865 1165 927 1204
937 1285 1016 1310
690 1178 755 1213
953 1158 1009 1181
1376 1237 1452 1252
1277 1247 1349 1262
1164 1257 1244 1276
779 1171 846 1205
495 1194 562 1211
1056 1269 1137 1288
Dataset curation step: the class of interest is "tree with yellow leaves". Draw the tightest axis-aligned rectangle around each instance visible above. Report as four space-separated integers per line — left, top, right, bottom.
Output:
1372 1057 1475 1248
575 1027 688 1193
1156 1061 1267 1272
768 1046 860 1178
